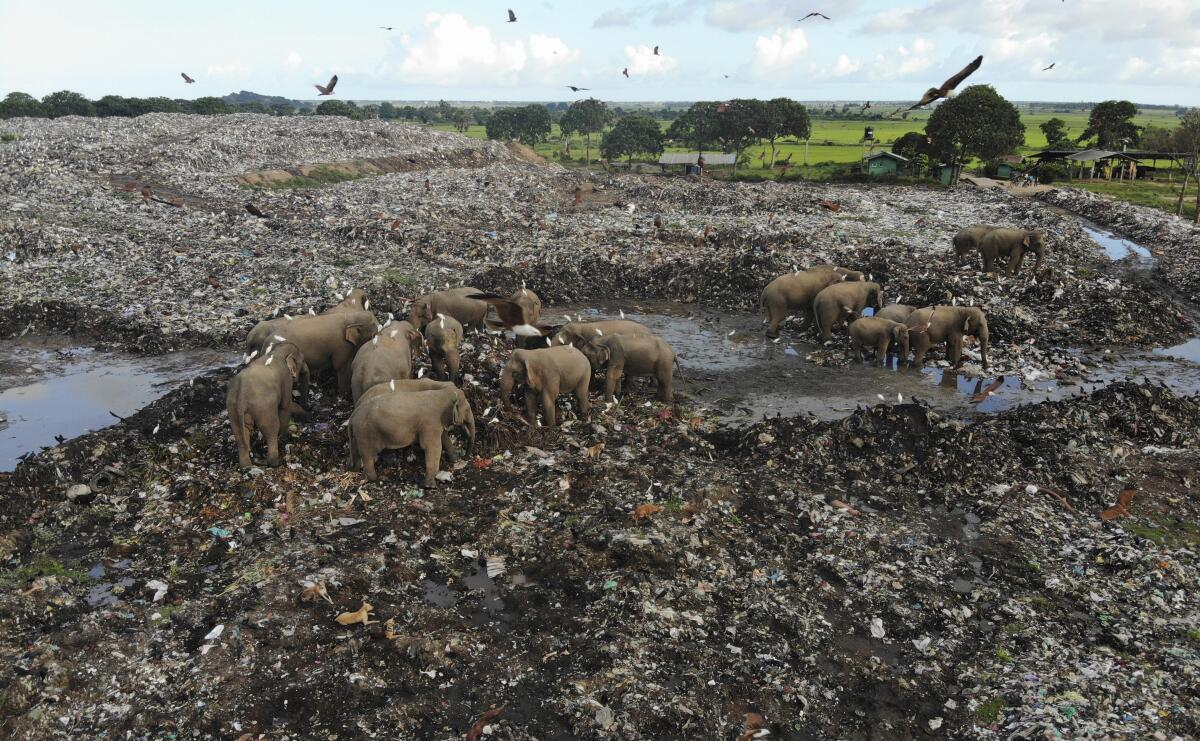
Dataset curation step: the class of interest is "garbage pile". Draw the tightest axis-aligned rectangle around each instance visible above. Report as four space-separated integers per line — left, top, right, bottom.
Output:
1038 187 1200 303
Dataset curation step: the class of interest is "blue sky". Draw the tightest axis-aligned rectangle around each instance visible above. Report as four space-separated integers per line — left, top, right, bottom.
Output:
1 0 1197 105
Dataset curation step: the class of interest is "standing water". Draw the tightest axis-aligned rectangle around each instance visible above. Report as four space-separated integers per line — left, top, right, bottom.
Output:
0 336 235 470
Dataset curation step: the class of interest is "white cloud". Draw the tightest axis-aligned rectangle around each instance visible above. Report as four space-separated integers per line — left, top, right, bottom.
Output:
392 13 576 86
1117 47 1200 84
832 54 861 77
206 62 250 77
623 45 678 76
753 28 809 70
593 9 639 28
285 51 303 70
869 38 935 80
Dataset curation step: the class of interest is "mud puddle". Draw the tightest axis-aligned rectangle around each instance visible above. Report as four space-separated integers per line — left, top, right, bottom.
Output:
1081 221 1153 261
0 335 235 470
560 303 1200 423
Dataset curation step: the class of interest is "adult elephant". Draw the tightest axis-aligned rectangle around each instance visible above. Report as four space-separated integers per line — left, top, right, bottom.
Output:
247 310 379 402
977 228 1046 275
812 281 884 340
906 305 989 370
760 265 864 338
951 225 998 266
409 287 489 331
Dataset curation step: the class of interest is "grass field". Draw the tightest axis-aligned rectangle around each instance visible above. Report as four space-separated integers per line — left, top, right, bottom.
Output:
431 107 1192 216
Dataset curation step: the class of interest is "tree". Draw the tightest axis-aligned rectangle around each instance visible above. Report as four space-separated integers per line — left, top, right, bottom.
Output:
760 98 811 168
667 101 719 155
315 100 360 119
451 108 471 133
40 90 94 118
560 98 612 164
190 97 233 115
1039 117 1068 146
713 99 766 172
1139 126 1173 152
378 101 398 120
892 131 931 170
0 92 45 118
925 85 1024 184
269 102 296 117
1077 100 1140 149
600 113 665 164
485 105 550 146
1171 108 1200 221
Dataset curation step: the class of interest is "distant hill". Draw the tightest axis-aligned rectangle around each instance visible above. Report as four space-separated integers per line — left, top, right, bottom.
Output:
222 91 313 110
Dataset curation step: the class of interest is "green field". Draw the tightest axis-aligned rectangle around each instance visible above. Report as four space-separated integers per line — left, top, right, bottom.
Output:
435 108 1182 172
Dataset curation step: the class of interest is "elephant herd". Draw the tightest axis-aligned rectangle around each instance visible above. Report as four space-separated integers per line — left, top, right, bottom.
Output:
225 223 1039 485
227 286 677 487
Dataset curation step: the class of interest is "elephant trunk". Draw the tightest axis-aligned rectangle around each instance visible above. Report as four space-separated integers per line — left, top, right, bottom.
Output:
1033 244 1045 273
499 365 515 407
976 323 989 370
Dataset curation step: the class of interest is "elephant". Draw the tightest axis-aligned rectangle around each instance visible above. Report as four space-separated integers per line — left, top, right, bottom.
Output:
875 303 916 324
849 317 910 366
325 288 369 314
225 342 305 468
247 310 378 403
409 287 489 331
356 378 476 459
553 319 652 349
499 345 591 427
977 228 1046 275
508 287 542 326
350 321 423 403
812 281 885 340
760 266 864 338
348 387 471 485
578 333 676 402
951 225 998 266
906 305 989 370
423 313 464 383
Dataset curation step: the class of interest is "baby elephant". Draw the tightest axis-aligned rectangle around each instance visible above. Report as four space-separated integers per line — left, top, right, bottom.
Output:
849 317 910 366
978 228 1046 275
226 343 305 468
580 333 676 402
348 387 471 486
813 281 885 340
554 319 652 349
500 345 591 426
423 314 464 383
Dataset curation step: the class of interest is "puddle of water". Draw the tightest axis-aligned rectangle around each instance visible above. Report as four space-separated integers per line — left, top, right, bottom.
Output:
1154 337 1200 365
562 303 1200 423
461 563 517 632
422 579 458 608
1081 223 1152 261
0 336 235 471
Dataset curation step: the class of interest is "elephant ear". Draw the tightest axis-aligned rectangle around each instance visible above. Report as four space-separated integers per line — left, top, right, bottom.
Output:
345 324 363 344
286 352 301 380
525 356 544 390
1022 234 1032 248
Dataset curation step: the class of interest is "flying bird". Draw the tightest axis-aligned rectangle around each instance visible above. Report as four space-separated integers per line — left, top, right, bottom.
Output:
566 85 590 92
653 45 660 55
798 12 830 21
723 74 730 78
379 26 393 30
861 101 872 112
908 54 983 109
622 67 629 78
181 72 195 84
1042 62 1056 71
314 74 338 96
507 8 517 22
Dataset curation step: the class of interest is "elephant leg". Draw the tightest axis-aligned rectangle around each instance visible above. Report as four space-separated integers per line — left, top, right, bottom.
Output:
421 434 443 488
524 388 539 424
575 379 590 419
657 364 673 402
297 367 311 407
1008 250 1024 275
261 413 281 467
851 337 864 362
950 333 965 367
541 388 558 426
910 335 929 368
603 368 619 401
361 445 379 482
764 299 784 338
877 338 890 366
348 427 360 469
231 412 253 468
336 364 352 399
433 356 446 380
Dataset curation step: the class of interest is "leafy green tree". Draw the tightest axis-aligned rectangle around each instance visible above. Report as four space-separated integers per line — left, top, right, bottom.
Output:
452 108 471 133
486 105 550 146
559 98 612 164
1077 100 1140 149
667 101 719 154
315 100 360 119
486 108 518 141
190 97 233 115
1171 109 1200 220
237 102 267 114
378 101 398 120
600 113 665 164
1039 117 1068 146
1138 126 1173 152
925 85 1024 184
713 99 766 172
146 97 183 114
269 102 295 116
40 90 94 118
760 97 811 168
0 92 45 118
892 131 931 166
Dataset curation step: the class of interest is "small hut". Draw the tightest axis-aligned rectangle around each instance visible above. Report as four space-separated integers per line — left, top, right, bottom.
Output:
863 151 908 177
658 152 736 175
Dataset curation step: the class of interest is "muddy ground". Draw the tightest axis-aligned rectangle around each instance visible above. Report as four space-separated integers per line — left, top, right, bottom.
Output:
1 115 1199 739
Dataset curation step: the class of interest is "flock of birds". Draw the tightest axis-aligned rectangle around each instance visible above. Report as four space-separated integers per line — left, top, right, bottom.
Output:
167 7 1068 115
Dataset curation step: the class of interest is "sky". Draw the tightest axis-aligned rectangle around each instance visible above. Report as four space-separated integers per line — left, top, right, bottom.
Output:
1 0 1198 106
